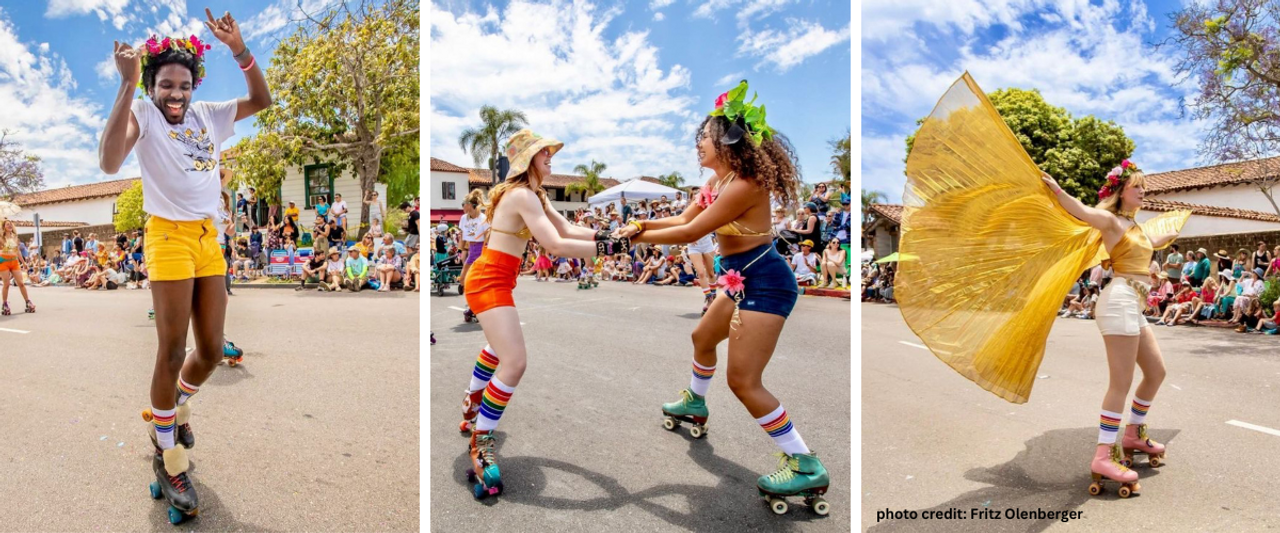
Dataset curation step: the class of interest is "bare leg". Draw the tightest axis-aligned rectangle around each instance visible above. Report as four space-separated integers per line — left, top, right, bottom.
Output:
690 293 735 369
1100 334 1141 413
476 307 528 386
150 279 196 410
1133 326 1166 403
725 309 788 417
184 276 228 385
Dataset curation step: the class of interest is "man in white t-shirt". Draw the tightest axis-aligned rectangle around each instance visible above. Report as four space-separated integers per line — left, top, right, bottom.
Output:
96 9 272 516
790 240 819 285
332 192 349 232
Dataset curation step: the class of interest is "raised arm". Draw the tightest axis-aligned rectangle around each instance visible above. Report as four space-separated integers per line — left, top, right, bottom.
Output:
1040 171 1118 233
204 9 271 121
98 41 142 174
542 196 598 240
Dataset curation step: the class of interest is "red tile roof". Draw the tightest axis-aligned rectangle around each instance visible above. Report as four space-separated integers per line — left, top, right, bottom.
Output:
467 169 621 189
868 203 903 224
430 157 470 173
1144 156 1280 194
11 178 139 207
1142 198 1280 223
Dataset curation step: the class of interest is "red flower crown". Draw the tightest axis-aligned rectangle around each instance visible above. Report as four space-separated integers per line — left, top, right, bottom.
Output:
1098 160 1140 200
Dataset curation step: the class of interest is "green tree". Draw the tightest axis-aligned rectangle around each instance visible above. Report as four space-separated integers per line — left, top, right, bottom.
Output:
905 87 1135 203
458 106 528 180
381 137 419 207
234 0 419 237
829 128 851 187
657 171 685 189
113 180 146 232
567 160 608 200
1169 0 1280 217
0 130 43 198
862 189 886 224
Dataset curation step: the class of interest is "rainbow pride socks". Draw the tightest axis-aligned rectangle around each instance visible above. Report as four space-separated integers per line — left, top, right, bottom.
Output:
757 405 810 456
151 407 177 450
1129 397 1152 426
474 377 515 432
689 360 715 397
1099 409 1122 444
176 376 199 405
468 345 499 393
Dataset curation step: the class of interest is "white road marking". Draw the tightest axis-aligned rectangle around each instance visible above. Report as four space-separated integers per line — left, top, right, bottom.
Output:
1226 420 1280 438
0 327 30 334
899 341 927 350
1171 384 1182 391
448 306 466 312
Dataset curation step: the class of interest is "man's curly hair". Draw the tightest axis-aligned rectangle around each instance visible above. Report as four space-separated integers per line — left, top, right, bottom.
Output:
142 48 201 93
696 115 801 209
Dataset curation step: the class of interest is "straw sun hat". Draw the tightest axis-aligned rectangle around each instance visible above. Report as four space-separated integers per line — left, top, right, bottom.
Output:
504 129 564 181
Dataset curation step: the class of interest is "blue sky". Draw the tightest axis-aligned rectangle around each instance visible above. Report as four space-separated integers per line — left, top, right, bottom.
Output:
862 0 1207 204
0 0 332 189
429 0 852 188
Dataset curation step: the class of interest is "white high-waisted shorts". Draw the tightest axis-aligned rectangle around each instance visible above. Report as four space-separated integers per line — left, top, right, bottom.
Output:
1095 278 1152 337
687 233 715 254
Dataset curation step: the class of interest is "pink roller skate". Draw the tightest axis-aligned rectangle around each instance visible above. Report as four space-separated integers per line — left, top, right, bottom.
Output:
1088 443 1140 498
1121 424 1166 468
458 389 484 434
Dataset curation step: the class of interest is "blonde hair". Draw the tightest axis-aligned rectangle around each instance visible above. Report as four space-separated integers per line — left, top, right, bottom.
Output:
485 165 548 225
464 188 485 208
1095 171 1145 214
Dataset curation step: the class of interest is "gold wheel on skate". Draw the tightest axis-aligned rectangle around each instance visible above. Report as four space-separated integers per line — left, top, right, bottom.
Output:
1088 482 1102 496
1118 485 1132 498
141 409 153 422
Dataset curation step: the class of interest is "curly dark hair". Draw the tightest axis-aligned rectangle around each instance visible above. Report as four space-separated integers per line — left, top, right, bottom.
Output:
141 48 201 93
696 115 800 209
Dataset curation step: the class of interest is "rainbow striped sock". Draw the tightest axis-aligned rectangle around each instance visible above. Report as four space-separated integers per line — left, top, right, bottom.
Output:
176 376 199 406
467 345 499 393
1098 409 1123 444
689 360 715 397
474 377 515 432
1129 397 1151 426
151 407 176 450
701 286 711 297
756 405 810 455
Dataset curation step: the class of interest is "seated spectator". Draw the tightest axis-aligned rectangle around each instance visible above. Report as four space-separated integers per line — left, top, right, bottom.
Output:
1188 276 1219 325
1157 285 1197 326
635 248 665 285
1236 298 1265 333
1061 286 1098 318
404 246 421 292
820 239 847 289
791 240 819 285
1230 271 1264 324
375 233 403 259
356 233 376 260
556 258 573 281
232 239 254 281
344 247 370 292
323 249 345 292
1146 273 1175 315
300 248 328 291
312 216 330 257
373 247 404 292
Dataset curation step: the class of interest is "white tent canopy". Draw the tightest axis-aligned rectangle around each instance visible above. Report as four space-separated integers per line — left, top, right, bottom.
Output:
587 179 683 208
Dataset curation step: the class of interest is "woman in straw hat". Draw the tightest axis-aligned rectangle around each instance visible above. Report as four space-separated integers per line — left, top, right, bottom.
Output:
614 80 831 515
0 218 35 315
456 128 631 499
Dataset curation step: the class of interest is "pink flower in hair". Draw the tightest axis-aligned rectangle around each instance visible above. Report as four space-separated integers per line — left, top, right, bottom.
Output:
1108 175 1119 185
1121 159 1131 169
717 269 746 295
715 91 729 109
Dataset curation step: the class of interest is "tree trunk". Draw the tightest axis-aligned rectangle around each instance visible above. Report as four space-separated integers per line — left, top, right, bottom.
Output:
356 146 381 239
1258 180 1280 219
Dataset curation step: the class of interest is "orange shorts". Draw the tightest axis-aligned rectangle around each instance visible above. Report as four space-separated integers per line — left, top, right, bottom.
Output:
0 253 19 272
464 247 521 315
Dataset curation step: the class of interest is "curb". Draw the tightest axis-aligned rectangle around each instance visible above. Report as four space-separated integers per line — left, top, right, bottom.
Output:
800 287 851 299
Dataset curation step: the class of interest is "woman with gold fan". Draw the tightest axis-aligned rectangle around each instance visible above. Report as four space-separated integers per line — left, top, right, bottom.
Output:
901 73 1190 499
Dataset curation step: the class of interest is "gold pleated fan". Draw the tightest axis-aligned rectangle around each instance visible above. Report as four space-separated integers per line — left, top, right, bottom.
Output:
899 72 1190 404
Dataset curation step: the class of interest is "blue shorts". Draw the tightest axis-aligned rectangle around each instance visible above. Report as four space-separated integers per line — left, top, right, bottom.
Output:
720 243 799 319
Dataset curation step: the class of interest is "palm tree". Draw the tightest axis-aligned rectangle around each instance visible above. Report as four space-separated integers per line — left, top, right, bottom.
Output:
862 190 886 224
828 129 850 188
457 106 528 180
657 172 685 189
566 160 609 202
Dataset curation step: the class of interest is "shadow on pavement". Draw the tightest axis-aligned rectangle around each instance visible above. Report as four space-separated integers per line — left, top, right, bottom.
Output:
868 427 1177 533
450 437 827 530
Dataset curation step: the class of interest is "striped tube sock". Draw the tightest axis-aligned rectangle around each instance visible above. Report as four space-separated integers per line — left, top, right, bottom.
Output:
467 345 499 393
151 407 177 450
756 405 810 456
176 376 199 406
701 286 711 297
474 377 515 432
1129 397 1152 426
1098 409 1123 444
689 360 715 397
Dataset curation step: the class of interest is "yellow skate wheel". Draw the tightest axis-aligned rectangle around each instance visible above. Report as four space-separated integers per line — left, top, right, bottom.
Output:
1149 455 1162 467
141 409 153 422
1088 482 1102 496
1118 485 1132 498
662 417 678 431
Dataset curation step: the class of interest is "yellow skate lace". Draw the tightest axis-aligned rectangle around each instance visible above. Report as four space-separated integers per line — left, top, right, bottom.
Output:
1109 444 1130 472
1136 424 1159 447
476 435 497 465
677 389 694 405
765 453 799 485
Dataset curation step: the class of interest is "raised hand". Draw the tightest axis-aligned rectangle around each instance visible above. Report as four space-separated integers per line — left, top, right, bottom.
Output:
1040 171 1062 194
204 7 245 55
113 41 141 84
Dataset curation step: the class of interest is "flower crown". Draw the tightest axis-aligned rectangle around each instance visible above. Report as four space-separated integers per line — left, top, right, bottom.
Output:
137 34 212 91
709 80 775 147
1098 159 1140 200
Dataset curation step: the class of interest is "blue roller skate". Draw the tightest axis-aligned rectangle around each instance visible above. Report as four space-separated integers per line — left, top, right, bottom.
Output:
466 430 503 498
222 340 244 367
757 452 831 516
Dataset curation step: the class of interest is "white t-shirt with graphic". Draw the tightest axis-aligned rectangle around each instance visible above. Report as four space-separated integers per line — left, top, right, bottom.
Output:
460 212 489 243
131 98 237 222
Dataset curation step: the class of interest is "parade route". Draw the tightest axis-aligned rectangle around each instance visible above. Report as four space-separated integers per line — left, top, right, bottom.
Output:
861 302 1280 532
0 286 420 531
430 279 852 532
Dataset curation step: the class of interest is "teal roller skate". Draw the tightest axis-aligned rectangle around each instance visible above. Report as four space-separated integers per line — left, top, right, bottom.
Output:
660 389 709 439
466 430 503 498
757 452 831 516
222 340 244 367
148 309 155 321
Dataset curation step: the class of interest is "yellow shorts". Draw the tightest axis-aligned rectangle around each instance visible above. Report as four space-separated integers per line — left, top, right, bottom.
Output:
144 216 227 282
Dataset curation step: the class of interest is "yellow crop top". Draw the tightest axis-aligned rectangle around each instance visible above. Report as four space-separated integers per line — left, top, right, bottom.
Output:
1108 223 1152 276
695 172 772 238
490 226 532 240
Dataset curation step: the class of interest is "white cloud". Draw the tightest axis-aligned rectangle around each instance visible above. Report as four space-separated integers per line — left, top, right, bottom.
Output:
860 131 911 202
95 55 116 80
430 0 701 183
715 72 744 86
653 12 664 22
45 0 131 27
692 0 734 20
649 0 676 9
861 0 1059 41
738 0 794 26
738 19 850 72
242 0 335 43
0 10 134 188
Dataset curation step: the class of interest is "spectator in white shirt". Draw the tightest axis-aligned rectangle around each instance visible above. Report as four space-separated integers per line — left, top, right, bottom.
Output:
332 192 349 231
791 240 819 285
1230 271 1264 323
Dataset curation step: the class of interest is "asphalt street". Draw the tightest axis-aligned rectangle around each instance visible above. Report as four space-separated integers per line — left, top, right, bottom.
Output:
430 279 852 532
0 286 420 531
862 302 1280 532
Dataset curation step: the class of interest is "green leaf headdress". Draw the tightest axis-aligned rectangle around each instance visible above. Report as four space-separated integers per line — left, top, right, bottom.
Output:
709 80 774 147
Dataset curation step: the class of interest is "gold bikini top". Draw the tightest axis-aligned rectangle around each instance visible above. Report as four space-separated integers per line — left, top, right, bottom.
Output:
490 225 532 240
1108 222 1153 276
696 173 772 238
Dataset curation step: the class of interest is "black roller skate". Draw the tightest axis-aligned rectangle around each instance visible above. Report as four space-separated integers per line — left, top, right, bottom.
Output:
463 307 477 323
148 445 198 524
24 300 34 313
